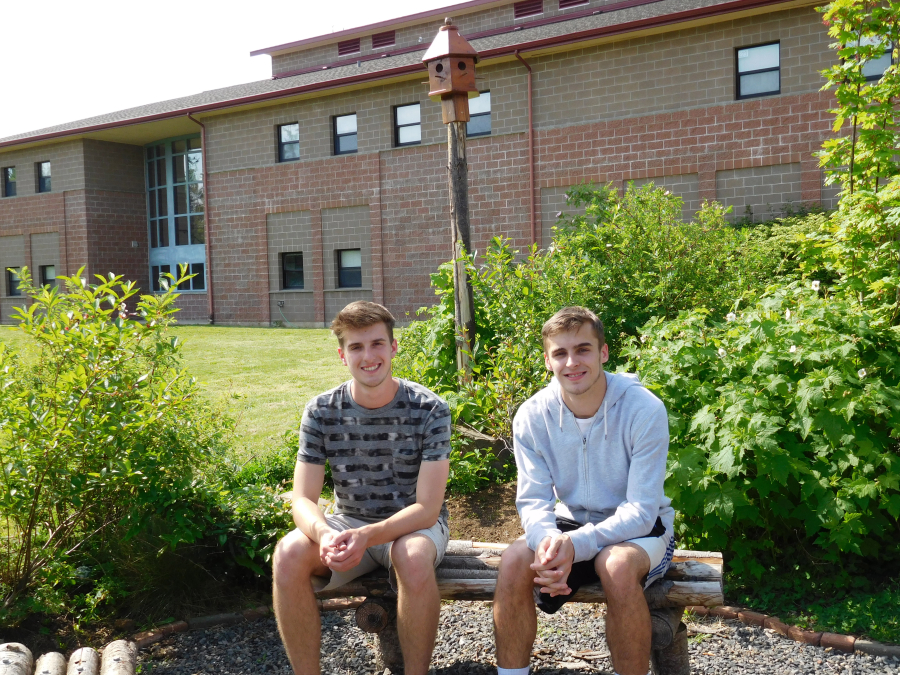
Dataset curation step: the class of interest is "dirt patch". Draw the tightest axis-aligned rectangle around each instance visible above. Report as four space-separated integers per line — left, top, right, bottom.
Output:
446 481 524 544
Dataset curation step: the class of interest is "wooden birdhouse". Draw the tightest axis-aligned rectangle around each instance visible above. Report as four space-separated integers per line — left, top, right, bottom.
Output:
423 18 480 123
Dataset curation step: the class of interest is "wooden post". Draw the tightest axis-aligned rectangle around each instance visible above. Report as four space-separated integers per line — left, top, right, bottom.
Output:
67 647 100 675
34 652 67 675
423 19 480 381
651 620 691 675
447 114 476 377
372 598 404 674
99 641 137 675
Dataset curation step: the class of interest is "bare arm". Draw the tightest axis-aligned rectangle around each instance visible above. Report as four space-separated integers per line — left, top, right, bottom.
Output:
292 461 330 544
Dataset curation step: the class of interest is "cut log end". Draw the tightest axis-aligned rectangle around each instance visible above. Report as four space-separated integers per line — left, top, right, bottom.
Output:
67 647 100 675
355 600 391 633
100 640 137 675
34 652 67 675
0 643 34 675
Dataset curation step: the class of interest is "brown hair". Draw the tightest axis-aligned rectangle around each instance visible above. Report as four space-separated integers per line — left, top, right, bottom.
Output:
541 306 605 348
331 301 396 346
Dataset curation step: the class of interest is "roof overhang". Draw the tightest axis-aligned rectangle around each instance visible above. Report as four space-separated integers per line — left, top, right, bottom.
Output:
1 0 819 154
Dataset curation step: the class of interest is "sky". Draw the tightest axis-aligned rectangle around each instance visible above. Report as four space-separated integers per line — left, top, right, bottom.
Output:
0 0 453 140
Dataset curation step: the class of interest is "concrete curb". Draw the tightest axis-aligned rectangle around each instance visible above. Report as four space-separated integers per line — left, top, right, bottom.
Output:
686 606 900 657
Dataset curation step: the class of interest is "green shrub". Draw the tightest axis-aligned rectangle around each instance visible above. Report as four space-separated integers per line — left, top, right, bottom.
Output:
622 282 900 576
0 267 291 622
395 185 818 451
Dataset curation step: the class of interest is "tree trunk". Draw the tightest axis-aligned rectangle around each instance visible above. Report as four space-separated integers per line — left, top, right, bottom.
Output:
447 118 475 379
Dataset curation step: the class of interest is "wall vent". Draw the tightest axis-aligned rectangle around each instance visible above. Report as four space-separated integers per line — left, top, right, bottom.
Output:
559 0 588 8
514 0 544 18
372 30 395 49
338 38 361 56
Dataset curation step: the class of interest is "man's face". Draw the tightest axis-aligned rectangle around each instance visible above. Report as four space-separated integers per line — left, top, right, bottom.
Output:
338 323 398 390
543 323 609 397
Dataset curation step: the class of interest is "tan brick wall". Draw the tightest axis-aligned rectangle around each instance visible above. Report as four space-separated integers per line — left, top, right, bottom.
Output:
0 234 26 323
630 173 701 222
715 163 802 222
0 140 85 196
322 205 374 318
270 0 617 76
529 6 832 129
267 210 317 325
31 232 60 282
82 140 145 194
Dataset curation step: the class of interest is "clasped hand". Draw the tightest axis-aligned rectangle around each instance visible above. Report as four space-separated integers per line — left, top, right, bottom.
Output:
532 533 575 597
319 527 369 572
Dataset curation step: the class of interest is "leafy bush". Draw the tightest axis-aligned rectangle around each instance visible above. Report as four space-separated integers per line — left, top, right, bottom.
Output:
395 184 818 448
0 268 291 623
622 282 900 575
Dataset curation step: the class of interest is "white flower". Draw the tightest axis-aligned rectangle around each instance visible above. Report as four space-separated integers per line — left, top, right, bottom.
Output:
606 244 613 248
858 368 867 379
785 309 792 320
726 312 736 322
640 335 647 343
718 348 727 358
811 280 820 291
664 190 671 196
789 345 797 353
787 383 793 392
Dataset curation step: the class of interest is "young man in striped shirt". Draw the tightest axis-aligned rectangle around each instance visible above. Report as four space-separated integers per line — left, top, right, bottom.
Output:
493 306 675 675
273 301 451 675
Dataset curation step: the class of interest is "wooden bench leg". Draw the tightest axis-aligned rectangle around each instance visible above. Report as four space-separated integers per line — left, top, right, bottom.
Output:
355 598 404 673
651 620 690 675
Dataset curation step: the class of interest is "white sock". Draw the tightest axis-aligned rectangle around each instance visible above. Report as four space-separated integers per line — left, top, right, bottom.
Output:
497 667 530 675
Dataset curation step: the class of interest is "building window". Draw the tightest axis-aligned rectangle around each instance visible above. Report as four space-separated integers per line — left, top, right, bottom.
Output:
861 37 894 81
467 91 491 137
736 42 780 99
2 167 15 197
394 103 421 147
176 262 206 291
514 0 543 18
282 252 304 289
278 123 300 162
146 136 205 292
39 265 56 288
337 249 362 288
334 114 358 155
338 38 361 56
37 162 51 193
6 268 22 297
372 30 395 50
559 0 587 7
151 264 172 292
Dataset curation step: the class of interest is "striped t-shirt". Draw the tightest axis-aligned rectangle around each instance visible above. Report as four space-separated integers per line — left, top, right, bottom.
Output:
297 379 452 522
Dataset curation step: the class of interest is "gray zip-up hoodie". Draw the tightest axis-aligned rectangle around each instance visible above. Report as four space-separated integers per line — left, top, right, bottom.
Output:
513 371 675 563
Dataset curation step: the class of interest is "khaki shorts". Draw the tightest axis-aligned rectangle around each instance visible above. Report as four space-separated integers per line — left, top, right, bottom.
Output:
312 512 450 592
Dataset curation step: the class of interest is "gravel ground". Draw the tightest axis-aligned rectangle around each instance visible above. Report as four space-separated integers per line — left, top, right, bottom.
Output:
137 602 900 675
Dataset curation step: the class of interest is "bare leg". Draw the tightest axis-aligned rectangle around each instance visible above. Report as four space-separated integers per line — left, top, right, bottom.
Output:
596 543 652 675
391 534 440 675
493 539 538 669
273 529 331 675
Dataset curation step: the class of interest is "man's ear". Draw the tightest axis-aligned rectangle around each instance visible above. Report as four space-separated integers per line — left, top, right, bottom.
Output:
543 351 553 372
390 339 398 358
337 347 347 366
600 343 609 365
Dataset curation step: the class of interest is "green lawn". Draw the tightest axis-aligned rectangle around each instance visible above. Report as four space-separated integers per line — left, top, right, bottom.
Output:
0 324 348 463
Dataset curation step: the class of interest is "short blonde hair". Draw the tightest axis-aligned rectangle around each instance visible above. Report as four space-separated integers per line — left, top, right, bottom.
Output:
541 306 605 348
331 301 396 347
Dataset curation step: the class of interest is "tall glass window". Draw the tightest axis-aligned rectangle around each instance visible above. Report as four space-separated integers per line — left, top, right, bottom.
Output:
37 162 51 193
467 91 491 137
146 136 206 292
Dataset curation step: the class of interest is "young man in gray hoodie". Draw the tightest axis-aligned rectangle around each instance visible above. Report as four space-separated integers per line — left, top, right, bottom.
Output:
492 306 675 675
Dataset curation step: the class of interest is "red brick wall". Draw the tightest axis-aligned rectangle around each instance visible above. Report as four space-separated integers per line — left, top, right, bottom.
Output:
204 89 835 324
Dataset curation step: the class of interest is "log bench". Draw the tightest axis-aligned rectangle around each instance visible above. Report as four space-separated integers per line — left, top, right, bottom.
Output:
316 539 724 675
0 641 136 675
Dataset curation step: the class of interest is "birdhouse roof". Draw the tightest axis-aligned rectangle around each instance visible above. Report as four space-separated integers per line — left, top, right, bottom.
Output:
422 24 479 63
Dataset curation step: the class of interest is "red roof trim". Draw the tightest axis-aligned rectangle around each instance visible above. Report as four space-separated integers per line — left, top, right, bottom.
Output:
2 0 800 150
250 0 509 57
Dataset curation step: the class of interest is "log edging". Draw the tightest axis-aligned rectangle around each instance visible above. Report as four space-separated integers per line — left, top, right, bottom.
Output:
685 605 900 657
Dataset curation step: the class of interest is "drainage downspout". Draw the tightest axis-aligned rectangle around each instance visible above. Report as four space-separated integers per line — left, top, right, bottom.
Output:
515 51 536 247
187 113 215 324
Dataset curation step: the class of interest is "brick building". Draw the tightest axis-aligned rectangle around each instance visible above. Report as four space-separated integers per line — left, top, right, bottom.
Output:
0 0 861 326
